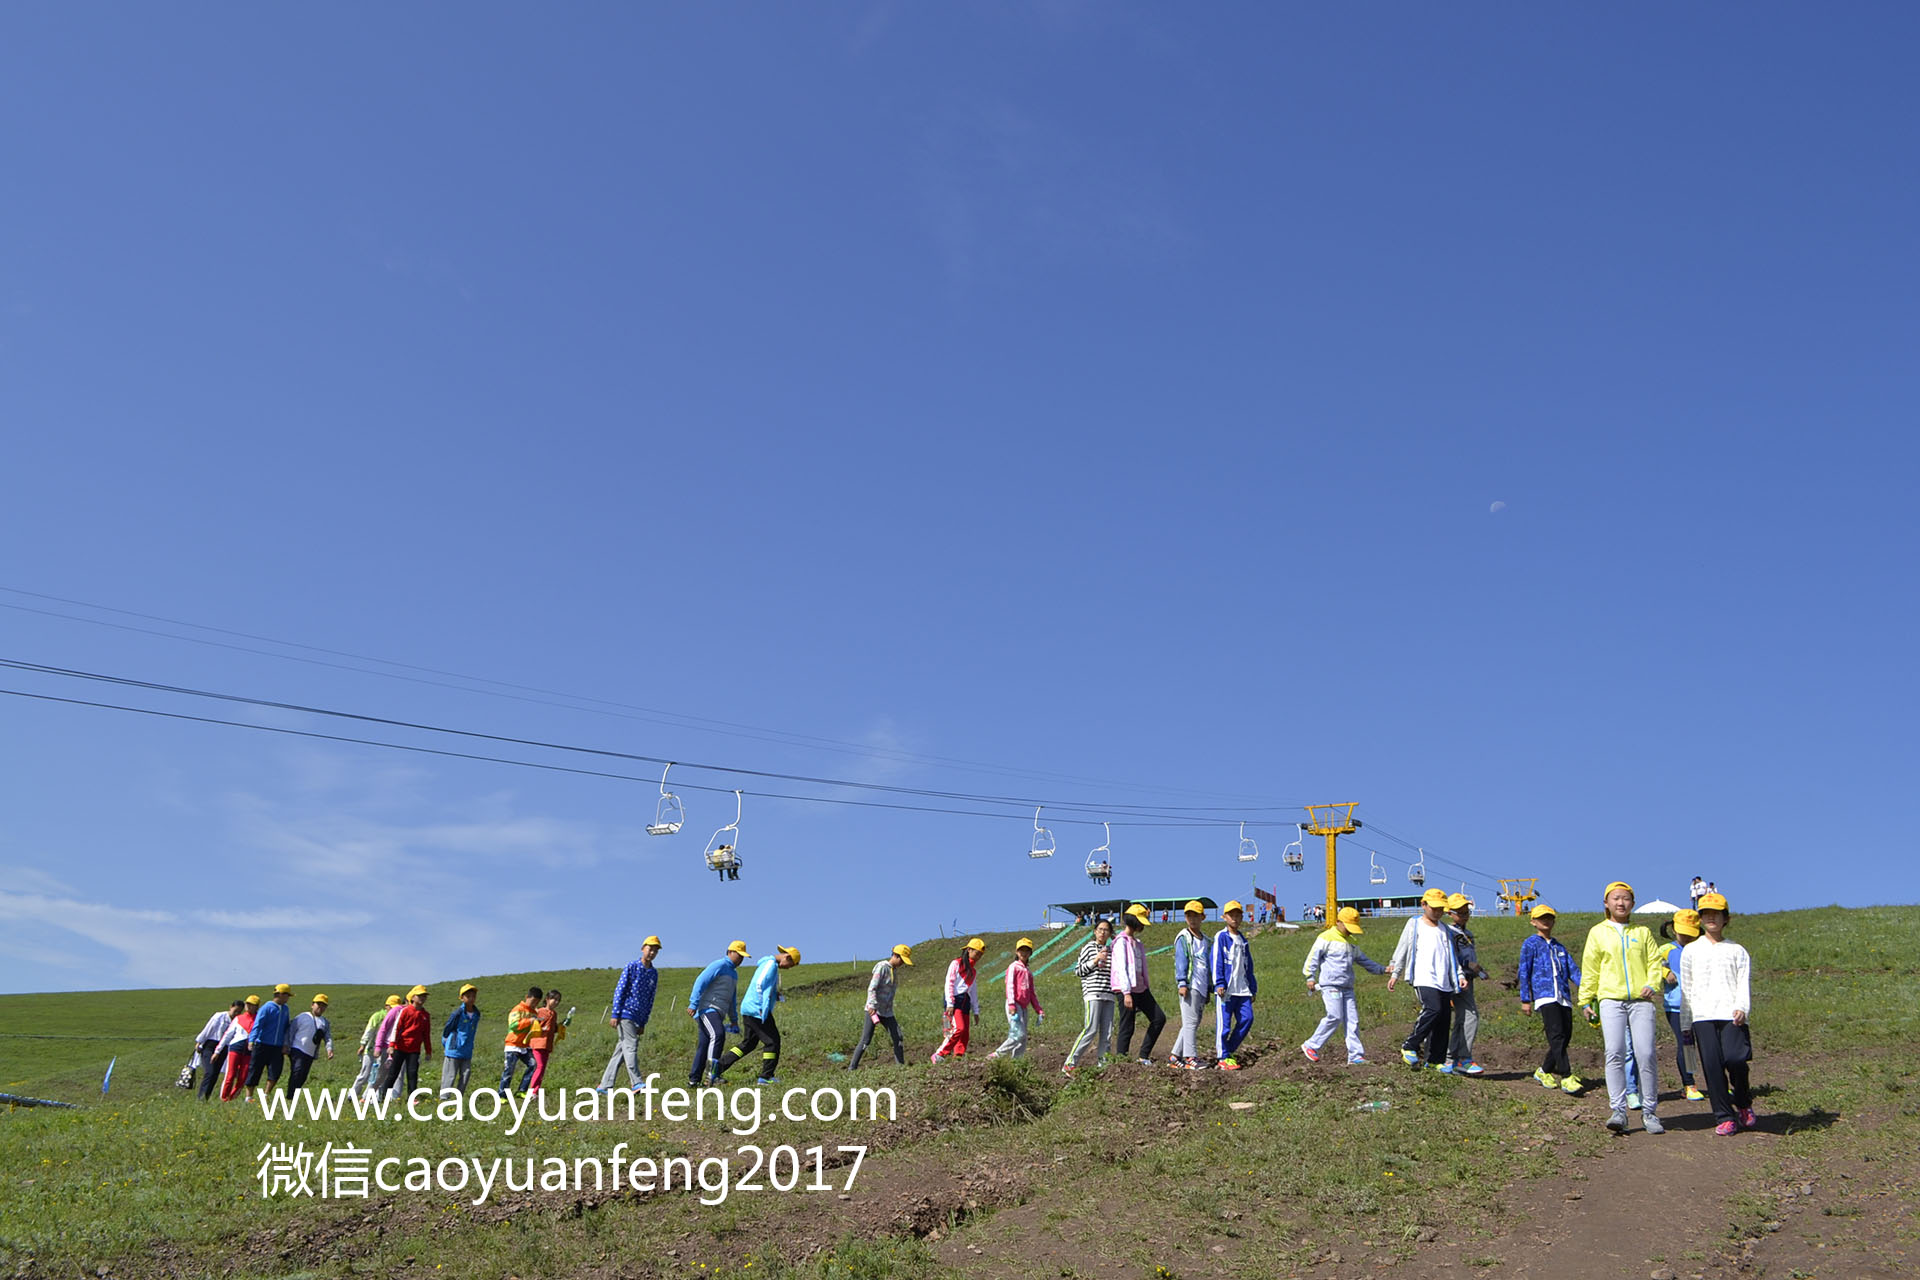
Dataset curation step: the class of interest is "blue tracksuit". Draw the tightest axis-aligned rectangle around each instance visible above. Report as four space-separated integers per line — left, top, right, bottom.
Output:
1211 928 1256 1060
441 1006 481 1059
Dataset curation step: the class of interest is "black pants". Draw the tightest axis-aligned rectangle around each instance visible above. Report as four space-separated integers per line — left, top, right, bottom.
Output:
196 1041 225 1101
715 1014 780 1080
1538 1004 1573 1076
1114 988 1167 1060
1403 986 1456 1066
850 1015 904 1068
376 1051 421 1097
1691 1019 1753 1123
245 1044 285 1088
286 1048 317 1094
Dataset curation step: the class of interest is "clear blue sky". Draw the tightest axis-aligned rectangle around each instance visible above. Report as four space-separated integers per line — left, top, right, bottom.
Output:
3 6 1915 993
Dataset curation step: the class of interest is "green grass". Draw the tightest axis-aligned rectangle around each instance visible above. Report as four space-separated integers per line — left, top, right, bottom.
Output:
3 909 1916 1278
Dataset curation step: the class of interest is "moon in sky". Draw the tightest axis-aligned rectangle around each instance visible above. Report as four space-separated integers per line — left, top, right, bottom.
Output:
1489 501 1508 514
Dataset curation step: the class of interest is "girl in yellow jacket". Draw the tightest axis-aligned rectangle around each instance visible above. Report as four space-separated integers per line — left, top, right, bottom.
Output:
1577 881 1671 1136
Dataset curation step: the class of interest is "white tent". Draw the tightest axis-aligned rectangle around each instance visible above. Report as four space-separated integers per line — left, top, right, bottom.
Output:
1633 898 1683 914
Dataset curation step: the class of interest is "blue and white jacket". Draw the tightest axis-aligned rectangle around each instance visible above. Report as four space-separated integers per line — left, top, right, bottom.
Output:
1516 933 1581 1007
1173 928 1211 991
611 960 660 1025
441 1005 481 1059
1303 928 1386 989
689 957 742 1021
740 955 783 1020
1211 928 1256 998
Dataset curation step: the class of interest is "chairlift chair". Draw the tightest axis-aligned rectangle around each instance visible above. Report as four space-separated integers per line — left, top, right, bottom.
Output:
646 763 685 837
1237 821 1260 863
1085 822 1112 885
1408 846 1426 887
1368 848 1387 886
1030 806 1056 860
703 790 743 881
1283 824 1306 871
1459 883 1476 911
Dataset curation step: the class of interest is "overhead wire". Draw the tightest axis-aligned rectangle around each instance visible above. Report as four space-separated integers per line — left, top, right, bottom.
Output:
0 586 1290 806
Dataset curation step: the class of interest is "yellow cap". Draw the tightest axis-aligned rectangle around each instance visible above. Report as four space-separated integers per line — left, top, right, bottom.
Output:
1421 888 1449 908
1530 904 1557 920
407 985 429 999
1335 907 1364 934
1672 909 1702 937
777 945 801 964
385 994 404 1007
1184 900 1207 915
967 937 987 952
1221 900 1244 915
1603 880 1634 902
311 993 329 1006
891 944 914 965
727 940 749 957
244 994 261 1006
1127 903 1149 917
272 983 293 996
1445 893 1470 911
1696 892 1729 913
1015 937 1035 951
459 983 478 996
642 935 662 948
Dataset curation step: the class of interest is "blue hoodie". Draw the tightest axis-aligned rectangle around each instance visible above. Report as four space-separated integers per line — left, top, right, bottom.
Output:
1516 933 1582 1006
740 955 783 1020
249 999 291 1050
441 1005 482 1059
688 956 742 1020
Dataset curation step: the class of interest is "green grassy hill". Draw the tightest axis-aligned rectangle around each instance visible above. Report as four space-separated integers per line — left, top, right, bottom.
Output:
3 907 1916 1279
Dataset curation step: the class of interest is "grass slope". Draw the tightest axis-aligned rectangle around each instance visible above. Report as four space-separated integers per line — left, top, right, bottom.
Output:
2 907 1916 1279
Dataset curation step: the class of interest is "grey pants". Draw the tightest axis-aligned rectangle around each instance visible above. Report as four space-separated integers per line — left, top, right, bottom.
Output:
1448 982 1480 1064
1305 986 1364 1060
1066 997 1115 1068
1171 983 1210 1059
349 1051 380 1096
599 1019 645 1089
439 1055 473 1094
1600 998 1658 1114
992 1008 1031 1058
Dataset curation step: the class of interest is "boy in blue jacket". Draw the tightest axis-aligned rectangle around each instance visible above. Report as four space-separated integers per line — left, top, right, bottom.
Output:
1211 901 1257 1069
439 984 482 1094
714 946 800 1085
687 941 748 1087
1516 905 1584 1094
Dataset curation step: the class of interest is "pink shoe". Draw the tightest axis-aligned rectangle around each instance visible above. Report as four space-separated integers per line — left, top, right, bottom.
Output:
1301 1045 1321 1063
1715 1120 1738 1136
1738 1106 1757 1129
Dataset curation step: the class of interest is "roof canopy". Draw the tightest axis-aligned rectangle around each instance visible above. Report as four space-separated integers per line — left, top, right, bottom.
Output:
1048 896 1220 917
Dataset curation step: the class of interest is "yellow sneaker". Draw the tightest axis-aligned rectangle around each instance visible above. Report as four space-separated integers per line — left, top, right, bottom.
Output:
1560 1074 1584 1095
1685 1085 1706 1102
1533 1067 1560 1089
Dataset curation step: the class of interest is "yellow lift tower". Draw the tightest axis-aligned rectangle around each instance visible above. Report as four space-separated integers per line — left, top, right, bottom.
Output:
1304 803 1362 922
1497 878 1541 917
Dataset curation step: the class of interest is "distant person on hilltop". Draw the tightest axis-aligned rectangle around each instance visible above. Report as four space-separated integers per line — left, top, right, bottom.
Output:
1689 876 1707 907
849 944 913 1069
1170 900 1213 1070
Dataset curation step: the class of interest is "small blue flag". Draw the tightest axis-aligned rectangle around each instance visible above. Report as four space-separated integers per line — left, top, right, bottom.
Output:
102 1057 116 1095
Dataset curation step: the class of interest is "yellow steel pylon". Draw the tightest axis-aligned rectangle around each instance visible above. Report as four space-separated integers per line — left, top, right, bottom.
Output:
1304 803 1361 921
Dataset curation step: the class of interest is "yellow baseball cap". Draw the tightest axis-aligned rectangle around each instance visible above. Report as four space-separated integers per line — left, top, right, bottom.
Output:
244 994 261 1006
967 937 987 952
1672 909 1702 937
272 983 293 996
1335 907 1364 934
1696 892 1728 913
642 935 662 948
459 983 479 996
1603 880 1634 902
407 985 429 999
1421 888 1449 908
1015 937 1035 951
1127 903 1149 917
1184 900 1207 915
1446 893 1470 911
891 944 914 965
1530 903 1557 920
777 945 801 964
385 994 404 1007
311 993 329 1006
1222 900 1244 914
727 940 749 957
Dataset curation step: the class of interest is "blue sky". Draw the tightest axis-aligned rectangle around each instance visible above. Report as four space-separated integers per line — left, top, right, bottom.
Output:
2 5 1915 993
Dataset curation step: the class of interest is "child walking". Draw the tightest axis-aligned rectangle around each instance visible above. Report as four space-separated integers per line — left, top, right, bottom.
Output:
1660 910 1705 1102
990 938 1045 1059
1578 881 1670 1135
1064 918 1115 1074
1516 905 1585 1094
1170 901 1212 1070
1680 892 1756 1136
931 938 984 1063
1301 907 1387 1064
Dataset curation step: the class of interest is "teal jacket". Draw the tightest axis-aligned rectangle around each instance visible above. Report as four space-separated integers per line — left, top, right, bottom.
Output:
740 956 783 1020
